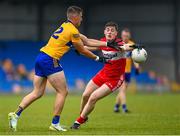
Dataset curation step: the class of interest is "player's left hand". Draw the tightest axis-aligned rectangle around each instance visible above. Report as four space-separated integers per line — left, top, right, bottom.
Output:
95 56 111 64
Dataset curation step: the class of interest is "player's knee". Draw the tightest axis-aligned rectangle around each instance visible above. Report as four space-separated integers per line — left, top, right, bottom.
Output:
82 92 90 100
120 89 125 95
89 93 98 104
32 91 44 99
64 89 68 97
57 88 68 97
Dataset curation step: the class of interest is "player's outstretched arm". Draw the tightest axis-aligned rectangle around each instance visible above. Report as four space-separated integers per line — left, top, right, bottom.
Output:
84 46 99 51
120 43 135 51
80 35 99 50
80 34 120 51
121 43 146 51
80 34 106 47
128 44 145 50
73 40 97 59
73 40 109 63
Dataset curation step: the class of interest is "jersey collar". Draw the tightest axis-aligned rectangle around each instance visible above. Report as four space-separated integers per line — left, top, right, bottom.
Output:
66 20 74 24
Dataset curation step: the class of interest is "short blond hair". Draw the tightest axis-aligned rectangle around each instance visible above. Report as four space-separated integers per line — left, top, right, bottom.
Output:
67 6 82 18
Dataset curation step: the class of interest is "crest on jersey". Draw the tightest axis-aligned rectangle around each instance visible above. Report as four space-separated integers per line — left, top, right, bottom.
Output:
73 34 80 38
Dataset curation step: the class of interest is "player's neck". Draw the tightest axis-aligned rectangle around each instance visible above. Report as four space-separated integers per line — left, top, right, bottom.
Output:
106 38 117 42
67 19 77 27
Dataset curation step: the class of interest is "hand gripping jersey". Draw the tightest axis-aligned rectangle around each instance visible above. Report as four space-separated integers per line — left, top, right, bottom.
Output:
92 37 126 91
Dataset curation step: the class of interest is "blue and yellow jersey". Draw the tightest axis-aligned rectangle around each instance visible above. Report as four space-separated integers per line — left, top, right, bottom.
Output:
124 40 135 73
40 20 81 60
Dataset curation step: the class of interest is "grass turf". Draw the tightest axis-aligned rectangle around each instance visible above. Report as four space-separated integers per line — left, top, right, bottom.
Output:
0 93 180 135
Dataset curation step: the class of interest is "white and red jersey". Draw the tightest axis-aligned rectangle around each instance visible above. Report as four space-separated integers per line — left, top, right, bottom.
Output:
92 37 126 91
99 37 126 78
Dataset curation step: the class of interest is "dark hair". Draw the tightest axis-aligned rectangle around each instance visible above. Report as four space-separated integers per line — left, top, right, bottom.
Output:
67 6 83 15
105 21 119 31
122 28 131 33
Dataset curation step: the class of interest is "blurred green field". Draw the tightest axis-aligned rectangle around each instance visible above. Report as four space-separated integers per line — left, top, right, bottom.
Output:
0 93 180 135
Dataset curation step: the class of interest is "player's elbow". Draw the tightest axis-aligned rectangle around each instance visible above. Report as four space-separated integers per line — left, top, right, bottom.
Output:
82 39 89 46
80 35 88 45
81 37 92 46
85 39 93 46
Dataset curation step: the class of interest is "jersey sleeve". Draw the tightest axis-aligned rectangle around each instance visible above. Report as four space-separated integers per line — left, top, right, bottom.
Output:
70 27 81 43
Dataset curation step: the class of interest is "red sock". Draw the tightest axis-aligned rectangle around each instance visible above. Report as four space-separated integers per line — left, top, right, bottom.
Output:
76 116 86 124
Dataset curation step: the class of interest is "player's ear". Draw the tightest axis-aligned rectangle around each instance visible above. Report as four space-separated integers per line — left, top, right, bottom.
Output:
115 31 118 37
104 29 106 35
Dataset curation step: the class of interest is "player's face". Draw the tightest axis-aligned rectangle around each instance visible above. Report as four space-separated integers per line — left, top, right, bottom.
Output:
104 26 118 41
73 12 83 27
121 31 131 43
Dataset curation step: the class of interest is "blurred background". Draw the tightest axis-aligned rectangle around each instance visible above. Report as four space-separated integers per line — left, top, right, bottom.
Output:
0 0 180 94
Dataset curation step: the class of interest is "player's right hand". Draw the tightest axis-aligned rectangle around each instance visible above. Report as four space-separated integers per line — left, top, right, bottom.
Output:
95 56 111 64
107 40 122 51
129 44 145 49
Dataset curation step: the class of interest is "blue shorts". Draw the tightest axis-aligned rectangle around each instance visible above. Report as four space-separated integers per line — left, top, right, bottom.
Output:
125 73 131 83
35 52 63 77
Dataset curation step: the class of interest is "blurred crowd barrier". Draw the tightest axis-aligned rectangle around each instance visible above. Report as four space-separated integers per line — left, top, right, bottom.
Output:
0 58 180 94
0 58 33 93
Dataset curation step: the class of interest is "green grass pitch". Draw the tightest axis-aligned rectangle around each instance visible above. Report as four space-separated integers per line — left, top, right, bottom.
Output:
0 93 180 135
